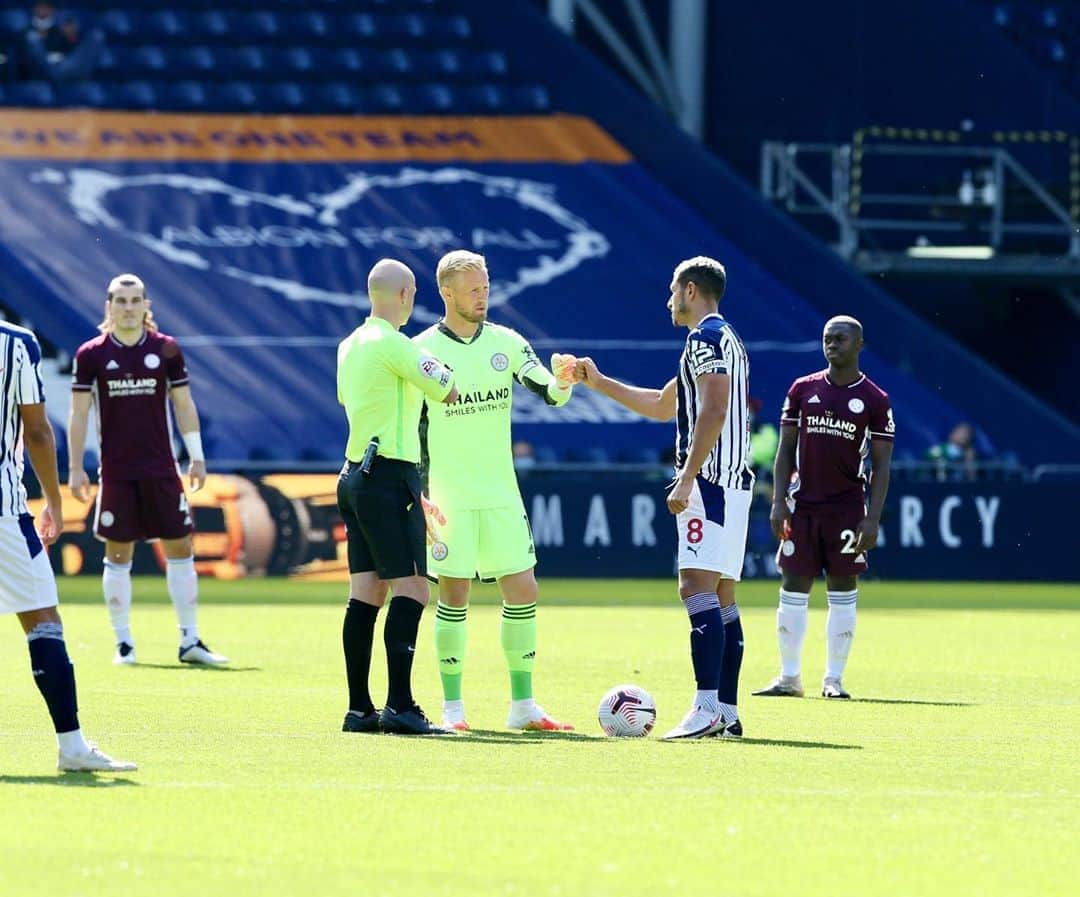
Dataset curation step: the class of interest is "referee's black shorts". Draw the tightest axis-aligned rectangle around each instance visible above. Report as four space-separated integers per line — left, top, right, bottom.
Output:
336 456 426 580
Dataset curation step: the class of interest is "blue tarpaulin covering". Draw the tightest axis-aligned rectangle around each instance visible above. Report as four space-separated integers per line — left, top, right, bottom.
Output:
0 150 967 464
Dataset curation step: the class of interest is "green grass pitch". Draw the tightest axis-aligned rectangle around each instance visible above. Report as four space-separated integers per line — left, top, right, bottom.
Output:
1 577 1077 897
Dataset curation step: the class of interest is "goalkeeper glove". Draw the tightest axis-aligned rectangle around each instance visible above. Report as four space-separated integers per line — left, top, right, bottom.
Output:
550 352 578 390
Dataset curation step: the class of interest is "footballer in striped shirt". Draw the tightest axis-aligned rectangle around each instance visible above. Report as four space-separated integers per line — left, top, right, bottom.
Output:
576 256 751 740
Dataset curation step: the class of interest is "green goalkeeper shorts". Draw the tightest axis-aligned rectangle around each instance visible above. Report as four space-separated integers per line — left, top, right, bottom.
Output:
428 500 537 581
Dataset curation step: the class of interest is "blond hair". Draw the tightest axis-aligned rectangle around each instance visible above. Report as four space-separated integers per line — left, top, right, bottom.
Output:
98 274 159 333
436 250 487 290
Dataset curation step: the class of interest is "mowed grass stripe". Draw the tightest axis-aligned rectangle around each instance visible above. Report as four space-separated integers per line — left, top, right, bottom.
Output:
1 584 1077 897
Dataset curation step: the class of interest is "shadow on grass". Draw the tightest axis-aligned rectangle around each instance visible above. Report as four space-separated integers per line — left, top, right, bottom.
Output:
128 663 262 673
735 737 862 750
853 697 973 707
451 728 601 744
0 773 139 787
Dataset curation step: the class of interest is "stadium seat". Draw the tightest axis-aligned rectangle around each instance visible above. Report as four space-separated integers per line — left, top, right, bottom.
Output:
100 10 135 41
228 12 282 43
56 81 109 108
462 84 509 113
284 12 330 41
210 82 260 112
3 80 56 107
163 81 209 111
0 9 29 41
108 81 159 111
170 46 217 79
264 81 307 113
217 47 270 80
131 46 169 79
315 82 363 113
412 50 462 78
192 10 230 42
325 48 366 78
143 10 189 43
428 14 473 41
463 51 510 78
272 47 316 79
362 84 406 113
338 13 377 41
415 83 455 113
510 85 552 113
369 49 413 77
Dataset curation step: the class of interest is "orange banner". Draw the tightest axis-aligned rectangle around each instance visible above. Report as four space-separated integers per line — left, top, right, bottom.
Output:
0 110 631 163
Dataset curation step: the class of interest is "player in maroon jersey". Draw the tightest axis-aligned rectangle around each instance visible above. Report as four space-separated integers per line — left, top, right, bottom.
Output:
67 274 228 666
753 316 893 699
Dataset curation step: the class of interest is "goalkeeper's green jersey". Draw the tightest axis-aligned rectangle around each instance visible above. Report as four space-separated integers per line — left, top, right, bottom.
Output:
413 321 572 509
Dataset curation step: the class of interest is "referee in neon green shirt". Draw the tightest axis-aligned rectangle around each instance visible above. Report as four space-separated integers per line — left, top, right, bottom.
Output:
337 258 458 736
415 250 579 732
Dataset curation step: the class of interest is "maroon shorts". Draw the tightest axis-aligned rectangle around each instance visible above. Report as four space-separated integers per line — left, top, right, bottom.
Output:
777 503 869 578
95 475 194 543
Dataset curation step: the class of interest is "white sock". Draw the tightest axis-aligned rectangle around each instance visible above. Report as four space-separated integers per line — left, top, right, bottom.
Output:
57 728 90 755
102 559 133 646
443 699 465 713
778 589 809 678
826 590 857 679
510 697 536 715
166 556 199 646
695 689 719 712
719 701 738 723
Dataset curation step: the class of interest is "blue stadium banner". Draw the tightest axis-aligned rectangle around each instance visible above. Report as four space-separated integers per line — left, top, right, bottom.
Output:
0 110 968 465
31 475 1073 582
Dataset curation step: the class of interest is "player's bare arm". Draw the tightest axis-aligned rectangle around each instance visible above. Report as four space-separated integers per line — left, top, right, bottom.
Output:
20 402 64 545
170 384 207 492
855 437 893 553
666 372 729 514
770 425 799 541
67 390 94 503
576 357 676 422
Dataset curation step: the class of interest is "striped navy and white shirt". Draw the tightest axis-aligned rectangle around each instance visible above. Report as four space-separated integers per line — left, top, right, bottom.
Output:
0 322 46 517
675 313 754 490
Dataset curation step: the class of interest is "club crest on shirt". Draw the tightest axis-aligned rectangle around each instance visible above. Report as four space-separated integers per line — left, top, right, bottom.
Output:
848 397 865 413
491 353 508 371
144 353 161 370
431 541 449 561
781 539 796 557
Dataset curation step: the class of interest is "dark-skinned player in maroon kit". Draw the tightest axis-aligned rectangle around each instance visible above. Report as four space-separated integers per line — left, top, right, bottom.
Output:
754 316 894 700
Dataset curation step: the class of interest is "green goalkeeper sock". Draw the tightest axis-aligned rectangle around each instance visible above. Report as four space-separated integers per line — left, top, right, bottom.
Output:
435 602 468 702
501 602 537 701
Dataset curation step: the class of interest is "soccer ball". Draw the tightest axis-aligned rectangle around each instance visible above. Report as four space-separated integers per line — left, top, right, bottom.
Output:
597 684 656 737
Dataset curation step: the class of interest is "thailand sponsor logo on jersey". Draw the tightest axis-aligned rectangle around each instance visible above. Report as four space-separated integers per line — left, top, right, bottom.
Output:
804 414 858 438
107 376 158 396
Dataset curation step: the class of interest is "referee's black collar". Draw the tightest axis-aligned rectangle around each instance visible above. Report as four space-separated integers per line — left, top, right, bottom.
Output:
437 319 485 344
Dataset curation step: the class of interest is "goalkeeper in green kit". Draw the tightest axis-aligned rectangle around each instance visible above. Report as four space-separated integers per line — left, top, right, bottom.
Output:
414 250 578 732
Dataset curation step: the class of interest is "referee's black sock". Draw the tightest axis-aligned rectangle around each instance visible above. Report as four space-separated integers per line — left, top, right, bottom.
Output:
343 599 379 715
384 595 424 712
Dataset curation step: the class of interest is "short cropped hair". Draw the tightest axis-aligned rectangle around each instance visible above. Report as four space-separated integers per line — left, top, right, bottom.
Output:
673 256 726 301
99 273 158 333
436 250 487 290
